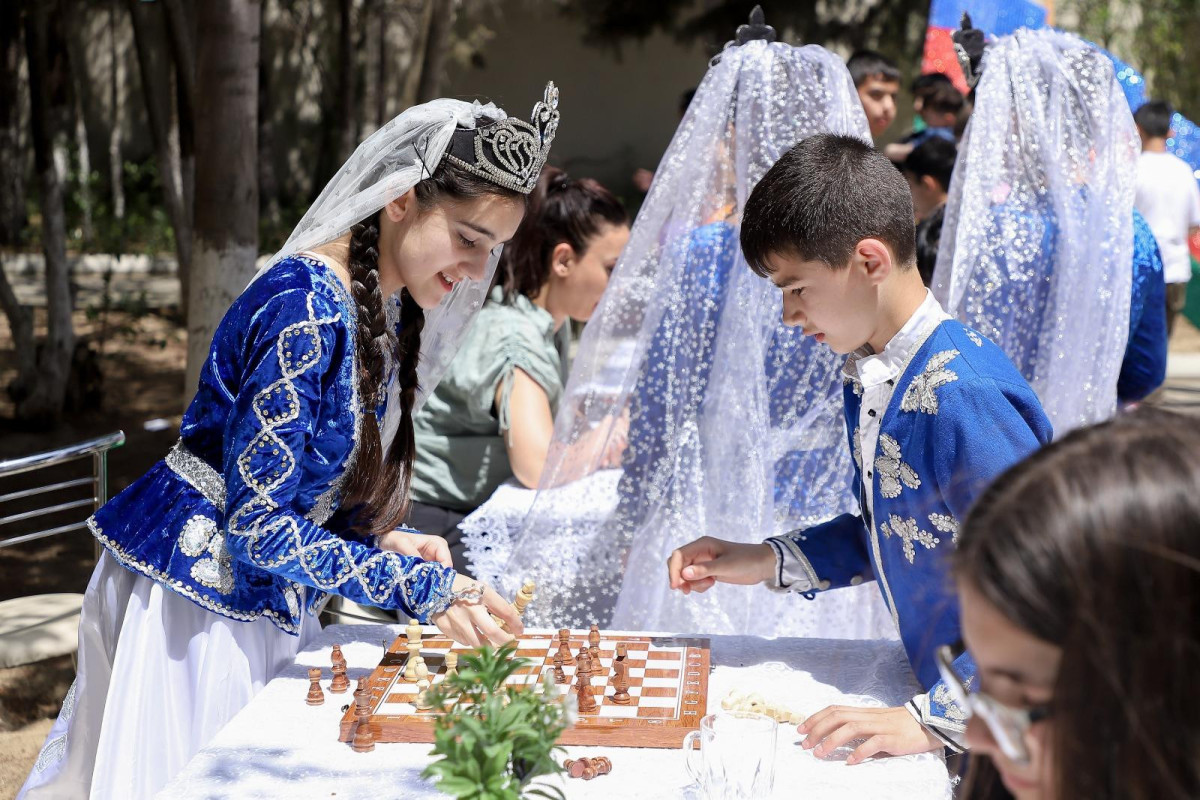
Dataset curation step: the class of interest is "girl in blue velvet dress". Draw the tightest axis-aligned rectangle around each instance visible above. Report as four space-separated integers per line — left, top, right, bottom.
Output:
20 86 559 800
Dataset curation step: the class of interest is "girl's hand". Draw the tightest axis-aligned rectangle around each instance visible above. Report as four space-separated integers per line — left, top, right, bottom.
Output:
431 575 524 648
375 529 453 568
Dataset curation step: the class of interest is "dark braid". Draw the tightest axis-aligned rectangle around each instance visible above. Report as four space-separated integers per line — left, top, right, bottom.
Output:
342 156 526 537
341 211 408 535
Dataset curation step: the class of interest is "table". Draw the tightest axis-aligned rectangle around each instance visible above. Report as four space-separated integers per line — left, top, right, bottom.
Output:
159 624 952 799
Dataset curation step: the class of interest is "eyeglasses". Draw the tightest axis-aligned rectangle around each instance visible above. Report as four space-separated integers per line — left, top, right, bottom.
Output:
935 645 1052 765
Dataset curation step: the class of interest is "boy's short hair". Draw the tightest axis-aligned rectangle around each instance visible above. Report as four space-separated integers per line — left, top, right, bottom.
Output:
903 137 958 192
914 204 945 287
847 50 901 88
911 72 954 97
1134 100 1174 138
741 133 917 275
922 82 964 116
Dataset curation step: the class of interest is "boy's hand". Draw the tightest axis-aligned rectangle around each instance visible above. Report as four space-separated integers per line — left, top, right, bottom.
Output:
667 537 775 594
798 705 943 765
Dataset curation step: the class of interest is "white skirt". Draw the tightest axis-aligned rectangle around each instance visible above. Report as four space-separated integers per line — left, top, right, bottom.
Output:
18 553 319 800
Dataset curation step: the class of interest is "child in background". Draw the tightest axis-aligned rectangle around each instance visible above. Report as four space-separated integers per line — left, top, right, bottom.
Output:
847 50 901 140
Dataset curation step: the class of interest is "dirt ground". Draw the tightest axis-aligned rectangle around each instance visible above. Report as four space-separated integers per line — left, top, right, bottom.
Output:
2 292 1200 798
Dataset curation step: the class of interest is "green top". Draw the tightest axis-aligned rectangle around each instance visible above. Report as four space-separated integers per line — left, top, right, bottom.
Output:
411 287 569 511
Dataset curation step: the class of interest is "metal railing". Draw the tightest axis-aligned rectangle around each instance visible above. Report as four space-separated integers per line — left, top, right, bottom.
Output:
0 431 126 552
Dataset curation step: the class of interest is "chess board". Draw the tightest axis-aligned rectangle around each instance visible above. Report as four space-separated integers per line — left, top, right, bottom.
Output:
338 630 710 749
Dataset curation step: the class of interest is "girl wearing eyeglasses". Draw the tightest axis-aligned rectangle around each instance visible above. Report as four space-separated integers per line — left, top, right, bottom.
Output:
945 407 1200 799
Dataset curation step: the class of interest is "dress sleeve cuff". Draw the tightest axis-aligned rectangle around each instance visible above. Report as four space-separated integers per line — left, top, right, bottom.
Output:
764 533 829 594
907 693 968 753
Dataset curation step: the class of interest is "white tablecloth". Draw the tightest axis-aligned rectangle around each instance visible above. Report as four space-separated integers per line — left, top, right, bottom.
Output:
159 624 952 800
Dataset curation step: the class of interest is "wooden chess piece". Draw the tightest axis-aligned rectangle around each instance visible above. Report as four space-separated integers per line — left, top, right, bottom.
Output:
553 652 567 684
588 624 601 662
351 693 375 753
575 659 597 712
415 678 433 711
406 618 422 645
576 644 589 668
615 642 628 663
354 676 368 704
444 651 458 677
564 758 590 779
329 645 350 693
405 640 421 681
557 629 575 666
611 660 631 705
593 756 612 776
514 579 535 617
306 667 324 706
414 658 429 684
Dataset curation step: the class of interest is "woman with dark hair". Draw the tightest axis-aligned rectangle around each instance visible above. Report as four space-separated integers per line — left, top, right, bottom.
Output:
19 86 559 800
944 408 1200 799
406 166 630 573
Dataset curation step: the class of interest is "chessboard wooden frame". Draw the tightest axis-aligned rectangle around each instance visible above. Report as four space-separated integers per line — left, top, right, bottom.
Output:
338 631 711 749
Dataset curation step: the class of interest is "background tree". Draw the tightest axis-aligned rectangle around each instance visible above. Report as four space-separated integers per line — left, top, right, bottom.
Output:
186 0 261 400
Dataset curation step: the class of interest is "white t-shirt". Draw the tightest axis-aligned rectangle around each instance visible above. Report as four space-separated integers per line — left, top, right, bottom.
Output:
1135 151 1200 284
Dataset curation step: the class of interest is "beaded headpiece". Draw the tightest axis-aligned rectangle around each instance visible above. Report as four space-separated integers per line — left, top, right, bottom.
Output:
444 82 560 195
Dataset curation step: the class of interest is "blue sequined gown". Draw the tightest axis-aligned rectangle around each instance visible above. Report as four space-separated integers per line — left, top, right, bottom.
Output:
20 254 457 800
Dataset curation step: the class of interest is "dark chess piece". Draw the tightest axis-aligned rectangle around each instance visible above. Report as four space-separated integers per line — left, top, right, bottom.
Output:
306 667 324 706
558 628 575 666
351 692 375 753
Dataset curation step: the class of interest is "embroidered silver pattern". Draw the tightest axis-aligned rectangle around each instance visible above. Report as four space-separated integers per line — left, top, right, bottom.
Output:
178 515 217 557
929 512 960 544
931 681 970 724
881 514 941 564
852 426 863 471
965 329 984 347
444 82 559 194
284 585 300 618
875 434 921 499
900 350 960 415
225 293 455 619
165 440 227 508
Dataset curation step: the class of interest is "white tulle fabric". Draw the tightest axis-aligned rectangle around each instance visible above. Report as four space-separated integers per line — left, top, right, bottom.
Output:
933 28 1139 436
17 554 318 800
250 98 508 428
479 40 894 639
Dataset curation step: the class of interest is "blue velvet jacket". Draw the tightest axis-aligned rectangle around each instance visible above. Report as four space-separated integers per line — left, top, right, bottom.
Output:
1119 211 1168 403
87 255 457 634
766 319 1053 746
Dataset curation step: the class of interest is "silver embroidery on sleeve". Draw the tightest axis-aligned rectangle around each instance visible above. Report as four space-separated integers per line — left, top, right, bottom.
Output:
881 514 941 564
965 329 984 347
875 434 921 499
225 292 452 619
165 440 227 509
900 349 960 415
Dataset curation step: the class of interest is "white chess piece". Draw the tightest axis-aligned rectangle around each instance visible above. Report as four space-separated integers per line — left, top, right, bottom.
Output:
415 678 432 710
415 659 429 683
445 651 458 677
405 640 421 681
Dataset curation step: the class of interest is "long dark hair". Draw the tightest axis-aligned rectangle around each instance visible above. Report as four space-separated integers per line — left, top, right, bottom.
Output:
495 166 628 303
956 408 1200 800
340 157 525 536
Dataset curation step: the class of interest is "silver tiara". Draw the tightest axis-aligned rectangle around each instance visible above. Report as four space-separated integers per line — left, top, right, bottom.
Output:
444 82 560 195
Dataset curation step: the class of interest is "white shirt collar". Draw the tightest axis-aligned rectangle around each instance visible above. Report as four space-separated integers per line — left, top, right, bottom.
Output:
843 290 950 388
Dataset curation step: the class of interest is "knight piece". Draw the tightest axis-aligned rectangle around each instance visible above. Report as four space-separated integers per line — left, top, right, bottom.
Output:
611 660 631 705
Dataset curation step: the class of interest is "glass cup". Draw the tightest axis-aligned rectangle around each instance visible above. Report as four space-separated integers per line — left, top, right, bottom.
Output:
682 711 777 800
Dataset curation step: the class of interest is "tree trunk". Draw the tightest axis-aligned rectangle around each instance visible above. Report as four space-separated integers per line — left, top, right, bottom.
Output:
257 0 280 232
186 0 260 403
415 0 455 104
21 0 75 425
0 0 27 246
127 0 192 314
375 0 388 128
337 0 357 160
108 0 125 221
163 0 195 247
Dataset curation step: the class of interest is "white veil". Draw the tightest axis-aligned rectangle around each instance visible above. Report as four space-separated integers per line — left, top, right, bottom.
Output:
500 40 879 633
933 28 1139 435
253 98 515 442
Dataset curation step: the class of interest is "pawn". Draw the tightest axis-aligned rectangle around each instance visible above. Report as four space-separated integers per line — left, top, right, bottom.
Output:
557 629 575 666
354 676 368 704
593 756 613 776
444 651 459 677
564 758 590 779
352 695 375 753
406 618 422 646
588 624 601 650
414 658 430 684
330 663 350 694
552 652 567 684
576 644 590 668
331 643 347 670
306 667 324 706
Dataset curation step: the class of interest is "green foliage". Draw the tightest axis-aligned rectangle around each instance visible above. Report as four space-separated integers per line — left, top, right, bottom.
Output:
421 642 572 800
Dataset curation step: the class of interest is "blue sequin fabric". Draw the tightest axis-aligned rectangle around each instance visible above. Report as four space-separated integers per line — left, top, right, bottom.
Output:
88 255 457 634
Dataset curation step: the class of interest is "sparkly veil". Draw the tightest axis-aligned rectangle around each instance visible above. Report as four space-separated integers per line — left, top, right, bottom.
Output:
933 28 1139 435
500 41 873 632
253 98 511 442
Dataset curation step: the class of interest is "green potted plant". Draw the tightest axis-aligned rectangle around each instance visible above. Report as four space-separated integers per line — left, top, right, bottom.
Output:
422 642 575 800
